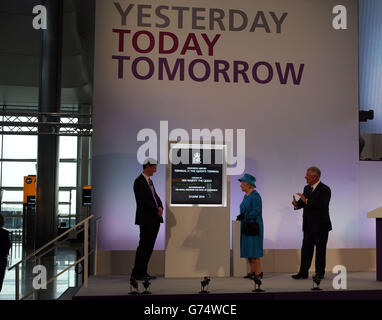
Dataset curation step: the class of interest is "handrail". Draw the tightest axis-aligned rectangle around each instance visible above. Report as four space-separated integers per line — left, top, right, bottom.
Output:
8 214 94 271
8 214 101 300
21 252 93 300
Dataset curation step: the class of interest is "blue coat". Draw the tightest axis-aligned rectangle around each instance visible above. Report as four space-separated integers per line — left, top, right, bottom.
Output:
240 190 264 258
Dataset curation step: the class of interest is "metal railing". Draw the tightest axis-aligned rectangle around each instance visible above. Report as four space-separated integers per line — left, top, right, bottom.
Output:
9 230 23 259
8 214 101 300
0 110 93 136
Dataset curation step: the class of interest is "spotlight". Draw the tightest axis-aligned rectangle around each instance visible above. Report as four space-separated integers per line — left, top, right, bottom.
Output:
199 276 210 294
129 277 139 295
311 274 323 291
251 274 265 292
142 278 152 295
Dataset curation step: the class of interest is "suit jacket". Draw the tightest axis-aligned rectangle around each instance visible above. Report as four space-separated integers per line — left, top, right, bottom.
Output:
134 174 163 225
0 227 11 257
295 182 332 233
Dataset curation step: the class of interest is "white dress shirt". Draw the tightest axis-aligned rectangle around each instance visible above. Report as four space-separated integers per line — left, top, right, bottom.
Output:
142 172 150 185
311 180 320 192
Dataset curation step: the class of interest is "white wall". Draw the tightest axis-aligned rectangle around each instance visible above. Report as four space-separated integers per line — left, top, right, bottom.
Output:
92 0 371 253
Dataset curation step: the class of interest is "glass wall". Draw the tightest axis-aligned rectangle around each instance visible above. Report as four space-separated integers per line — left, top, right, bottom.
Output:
0 135 78 232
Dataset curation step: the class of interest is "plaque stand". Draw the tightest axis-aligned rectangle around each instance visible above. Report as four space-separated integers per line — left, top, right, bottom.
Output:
367 207 382 281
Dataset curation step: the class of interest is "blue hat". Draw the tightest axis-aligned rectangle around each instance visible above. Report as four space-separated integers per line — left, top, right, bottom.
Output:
238 173 256 187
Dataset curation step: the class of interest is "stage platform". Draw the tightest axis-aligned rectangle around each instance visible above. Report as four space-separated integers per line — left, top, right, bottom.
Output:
73 272 382 300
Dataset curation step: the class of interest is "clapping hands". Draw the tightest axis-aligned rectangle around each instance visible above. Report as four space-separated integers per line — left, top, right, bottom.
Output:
296 193 307 204
292 193 307 206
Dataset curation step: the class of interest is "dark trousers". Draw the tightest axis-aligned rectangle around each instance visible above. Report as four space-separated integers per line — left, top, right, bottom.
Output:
132 221 160 276
299 231 329 276
0 257 7 292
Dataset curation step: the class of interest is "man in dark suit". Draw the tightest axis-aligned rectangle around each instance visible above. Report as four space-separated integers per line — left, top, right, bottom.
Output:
131 159 163 280
0 214 11 292
292 166 332 280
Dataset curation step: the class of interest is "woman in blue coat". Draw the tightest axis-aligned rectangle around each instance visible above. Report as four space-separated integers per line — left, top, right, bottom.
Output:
238 173 264 279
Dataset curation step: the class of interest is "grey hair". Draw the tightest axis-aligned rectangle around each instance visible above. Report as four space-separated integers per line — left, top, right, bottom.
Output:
307 166 321 178
143 158 158 169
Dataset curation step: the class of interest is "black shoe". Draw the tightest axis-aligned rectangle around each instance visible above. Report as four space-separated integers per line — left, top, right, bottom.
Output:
244 272 255 279
257 272 263 279
291 273 308 279
145 273 157 280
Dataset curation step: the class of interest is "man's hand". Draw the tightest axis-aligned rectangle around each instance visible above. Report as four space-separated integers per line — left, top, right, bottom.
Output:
158 207 163 217
296 193 307 204
292 195 298 207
